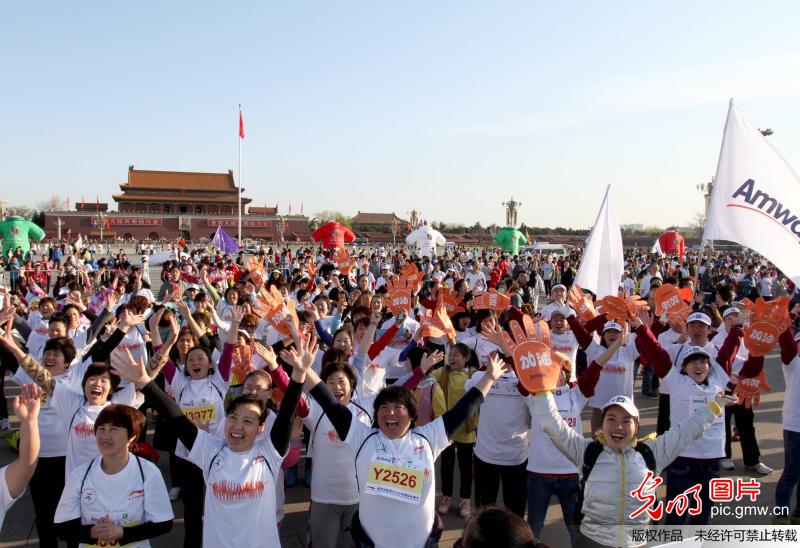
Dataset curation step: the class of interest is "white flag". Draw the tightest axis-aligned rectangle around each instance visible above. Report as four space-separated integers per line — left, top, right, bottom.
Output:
574 185 624 299
703 101 800 284
651 238 664 256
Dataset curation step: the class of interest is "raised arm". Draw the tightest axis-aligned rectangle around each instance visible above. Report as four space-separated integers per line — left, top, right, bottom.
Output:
256 341 309 418
111 353 198 450
628 315 672 378
5 384 41 498
0 325 56 396
564 309 595 350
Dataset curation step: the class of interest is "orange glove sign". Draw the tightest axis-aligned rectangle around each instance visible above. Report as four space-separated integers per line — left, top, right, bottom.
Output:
400 262 424 289
596 293 650 323
568 284 596 322
255 286 299 336
653 284 691 325
334 248 354 275
386 276 413 316
731 370 773 408
469 289 511 312
419 297 456 341
500 317 561 394
439 286 465 317
741 296 791 357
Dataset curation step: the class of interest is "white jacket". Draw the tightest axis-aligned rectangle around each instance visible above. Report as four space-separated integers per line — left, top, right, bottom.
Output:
534 392 719 547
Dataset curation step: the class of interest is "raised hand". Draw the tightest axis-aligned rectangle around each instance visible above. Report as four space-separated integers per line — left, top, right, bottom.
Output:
485 352 506 382
254 341 279 371
110 348 151 389
12 384 41 424
230 304 247 324
419 350 444 373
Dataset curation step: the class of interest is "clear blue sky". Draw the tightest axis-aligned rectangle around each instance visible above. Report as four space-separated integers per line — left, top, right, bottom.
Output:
2 2 799 229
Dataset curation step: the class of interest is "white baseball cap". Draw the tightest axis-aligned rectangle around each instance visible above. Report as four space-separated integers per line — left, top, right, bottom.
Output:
602 395 639 419
686 312 712 325
603 321 623 333
551 284 567 294
722 307 740 319
682 346 712 364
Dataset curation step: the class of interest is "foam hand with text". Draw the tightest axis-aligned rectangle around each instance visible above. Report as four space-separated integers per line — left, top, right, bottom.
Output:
334 248 354 275
500 315 561 393
567 284 596 322
419 295 456 341
438 286 465 317
386 275 414 316
468 288 511 312
740 296 791 357
731 370 773 408
653 284 692 325
255 285 299 336
400 262 424 290
596 292 649 324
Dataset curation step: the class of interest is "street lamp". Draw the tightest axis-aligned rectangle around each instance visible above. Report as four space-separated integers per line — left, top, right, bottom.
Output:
390 219 400 246
97 210 108 241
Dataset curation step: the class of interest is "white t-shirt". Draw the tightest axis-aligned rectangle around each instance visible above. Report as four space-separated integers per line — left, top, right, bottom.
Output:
660 341 719 396
783 356 800 433
52 384 144 474
585 337 640 408
541 263 554 281
303 397 374 505
525 386 586 474
663 364 728 458
405 227 446 258
466 370 529 466
550 330 579 382
345 419 450 548
188 429 285 548
168 369 229 440
464 271 486 292
11 371 68 458
0 465 23 530
54 456 174 548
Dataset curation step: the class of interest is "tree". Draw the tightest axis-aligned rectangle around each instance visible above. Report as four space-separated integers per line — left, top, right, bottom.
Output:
6 205 36 219
314 211 352 229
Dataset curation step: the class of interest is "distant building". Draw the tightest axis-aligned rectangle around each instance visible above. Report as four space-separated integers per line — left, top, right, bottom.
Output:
43 166 309 242
351 211 408 232
621 223 645 231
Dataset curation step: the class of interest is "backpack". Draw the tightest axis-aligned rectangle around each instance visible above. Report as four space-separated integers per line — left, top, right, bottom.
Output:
416 383 435 426
575 440 656 525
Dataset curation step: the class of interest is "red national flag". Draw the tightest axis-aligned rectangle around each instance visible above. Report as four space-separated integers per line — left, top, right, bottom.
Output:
177 236 187 248
239 106 245 139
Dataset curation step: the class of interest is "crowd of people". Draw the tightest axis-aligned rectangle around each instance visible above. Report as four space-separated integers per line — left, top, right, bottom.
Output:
0 236 796 547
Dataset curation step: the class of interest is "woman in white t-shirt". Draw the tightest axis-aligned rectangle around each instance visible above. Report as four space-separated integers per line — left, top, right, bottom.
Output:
0 330 144 476
294 340 505 548
156 305 241 548
110 334 306 548
54 405 173 547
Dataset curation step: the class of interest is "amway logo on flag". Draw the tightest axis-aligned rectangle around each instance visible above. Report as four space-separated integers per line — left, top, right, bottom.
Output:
728 179 800 240
702 101 800 284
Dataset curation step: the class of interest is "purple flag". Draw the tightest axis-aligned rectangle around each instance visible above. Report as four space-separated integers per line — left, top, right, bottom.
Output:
212 226 239 255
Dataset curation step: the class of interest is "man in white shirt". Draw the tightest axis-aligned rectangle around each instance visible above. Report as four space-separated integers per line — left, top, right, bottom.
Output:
465 260 486 292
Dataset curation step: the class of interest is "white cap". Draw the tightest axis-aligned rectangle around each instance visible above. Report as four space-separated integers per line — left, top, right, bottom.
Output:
603 321 623 333
722 307 740 319
686 312 712 325
186 283 200 290
682 346 712 364
602 395 639 419
551 284 567 294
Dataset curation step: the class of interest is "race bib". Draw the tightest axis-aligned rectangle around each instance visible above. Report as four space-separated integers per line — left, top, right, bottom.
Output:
183 404 217 424
365 453 424 505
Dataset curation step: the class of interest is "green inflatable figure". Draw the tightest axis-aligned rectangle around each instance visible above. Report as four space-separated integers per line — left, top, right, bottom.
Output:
493 226 527 255
0 216 46 256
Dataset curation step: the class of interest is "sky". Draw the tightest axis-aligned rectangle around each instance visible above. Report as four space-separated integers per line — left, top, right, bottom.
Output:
2 2 800 230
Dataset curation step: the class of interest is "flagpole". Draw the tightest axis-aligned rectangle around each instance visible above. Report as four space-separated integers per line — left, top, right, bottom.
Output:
238 104 243 244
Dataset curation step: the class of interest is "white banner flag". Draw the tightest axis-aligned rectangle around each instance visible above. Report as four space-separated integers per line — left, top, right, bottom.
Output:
703 101 800 284
574 185 624 299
